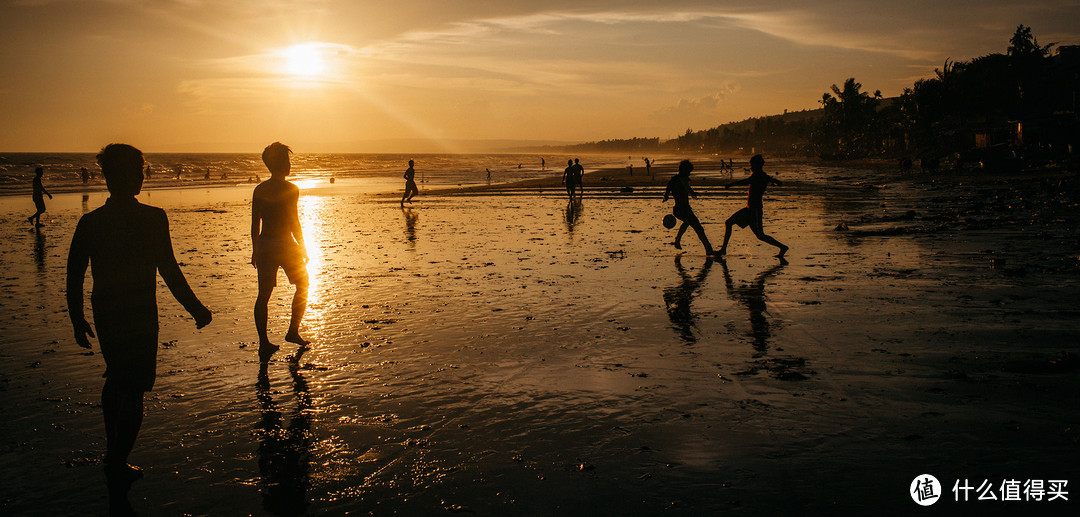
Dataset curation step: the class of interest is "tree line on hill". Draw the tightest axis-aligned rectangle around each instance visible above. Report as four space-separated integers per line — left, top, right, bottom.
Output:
565 26 1078 169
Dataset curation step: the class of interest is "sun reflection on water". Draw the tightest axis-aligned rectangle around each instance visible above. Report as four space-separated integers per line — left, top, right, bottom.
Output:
299 195 327 324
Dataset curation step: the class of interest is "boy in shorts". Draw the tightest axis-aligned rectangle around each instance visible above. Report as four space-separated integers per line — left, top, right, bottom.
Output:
400 159 419 205
663 159 715 255
252 142 310 362
718 154 788 260
67 143 212 485
28 166 53 226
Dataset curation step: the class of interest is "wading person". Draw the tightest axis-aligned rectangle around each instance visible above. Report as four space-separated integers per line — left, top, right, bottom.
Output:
252 142 310 362
562 159 576 199
28 167 53 226
66 143 212 504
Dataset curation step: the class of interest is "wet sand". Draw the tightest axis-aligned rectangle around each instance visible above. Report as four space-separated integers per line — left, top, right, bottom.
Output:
1 163 1079 515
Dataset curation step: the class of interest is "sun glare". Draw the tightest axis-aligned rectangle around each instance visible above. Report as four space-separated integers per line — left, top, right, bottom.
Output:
282 43 326 78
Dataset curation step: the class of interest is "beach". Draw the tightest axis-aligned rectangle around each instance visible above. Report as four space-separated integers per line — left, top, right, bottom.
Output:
1 160 1079 515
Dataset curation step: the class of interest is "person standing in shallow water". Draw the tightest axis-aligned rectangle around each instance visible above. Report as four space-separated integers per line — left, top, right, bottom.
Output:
562 159 576 199
252 142 310 362
718 154 788 260
401 159 418 205
663 159 715 255
27 167 52 227
66 144 212 508
571 158 584 198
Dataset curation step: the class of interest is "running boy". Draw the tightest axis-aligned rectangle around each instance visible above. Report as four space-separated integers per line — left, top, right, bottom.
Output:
401 159 418 205
718 154 788 259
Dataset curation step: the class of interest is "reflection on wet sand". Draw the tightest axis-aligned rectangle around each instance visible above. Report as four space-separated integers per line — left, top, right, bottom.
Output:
33 227 45 274
564 199 582 236
401 206 418 248
663 255 714 343
719 260 786 356
256 350 314 516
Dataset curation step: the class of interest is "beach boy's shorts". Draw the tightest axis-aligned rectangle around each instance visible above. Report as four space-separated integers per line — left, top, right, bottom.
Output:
99 332 159 392
728 205 764 230
672 204 701 226
93 298 159 391
256 237 308 288
34 196 45 211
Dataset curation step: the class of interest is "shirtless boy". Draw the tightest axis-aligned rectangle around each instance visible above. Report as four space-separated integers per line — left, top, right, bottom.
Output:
252 142 310 361
67 143 211 491
719 154 788 260
663 159 715 255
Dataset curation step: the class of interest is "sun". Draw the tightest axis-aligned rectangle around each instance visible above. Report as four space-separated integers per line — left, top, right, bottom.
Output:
281 43 326 78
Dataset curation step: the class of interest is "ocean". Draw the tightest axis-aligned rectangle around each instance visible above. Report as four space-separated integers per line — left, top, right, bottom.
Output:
0 152 654 195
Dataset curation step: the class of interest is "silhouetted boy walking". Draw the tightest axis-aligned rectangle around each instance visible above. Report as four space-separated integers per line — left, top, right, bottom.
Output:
252 142 310 362
66 143 212 489
28 167 52 226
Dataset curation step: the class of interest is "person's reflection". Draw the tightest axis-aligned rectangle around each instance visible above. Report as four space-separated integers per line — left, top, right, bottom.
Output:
401 206 418 248
33 226 46 274
564 199 582 236
719 260 785 356
256 350 313 516
82 193 90 213
663 255 714 343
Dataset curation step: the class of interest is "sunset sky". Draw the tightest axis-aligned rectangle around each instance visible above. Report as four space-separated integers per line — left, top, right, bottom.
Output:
1 0 1077 152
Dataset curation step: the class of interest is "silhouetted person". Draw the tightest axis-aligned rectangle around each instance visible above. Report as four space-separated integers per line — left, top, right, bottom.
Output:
66 143 211 513
663 255 714 343
719 155 788 260
644 157 652 176
401 159 418 206
81 167 90 184
221 168 229 180
562 159 576 199
144 165 152 179
720 259 785 355
252 142 310 362
541 157 546 170
27 167 52 227
663 159 715 255
571 158 584 198
204 167 211 180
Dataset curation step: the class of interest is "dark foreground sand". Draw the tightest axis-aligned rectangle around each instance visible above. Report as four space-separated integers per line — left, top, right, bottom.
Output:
1 161 1078 515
